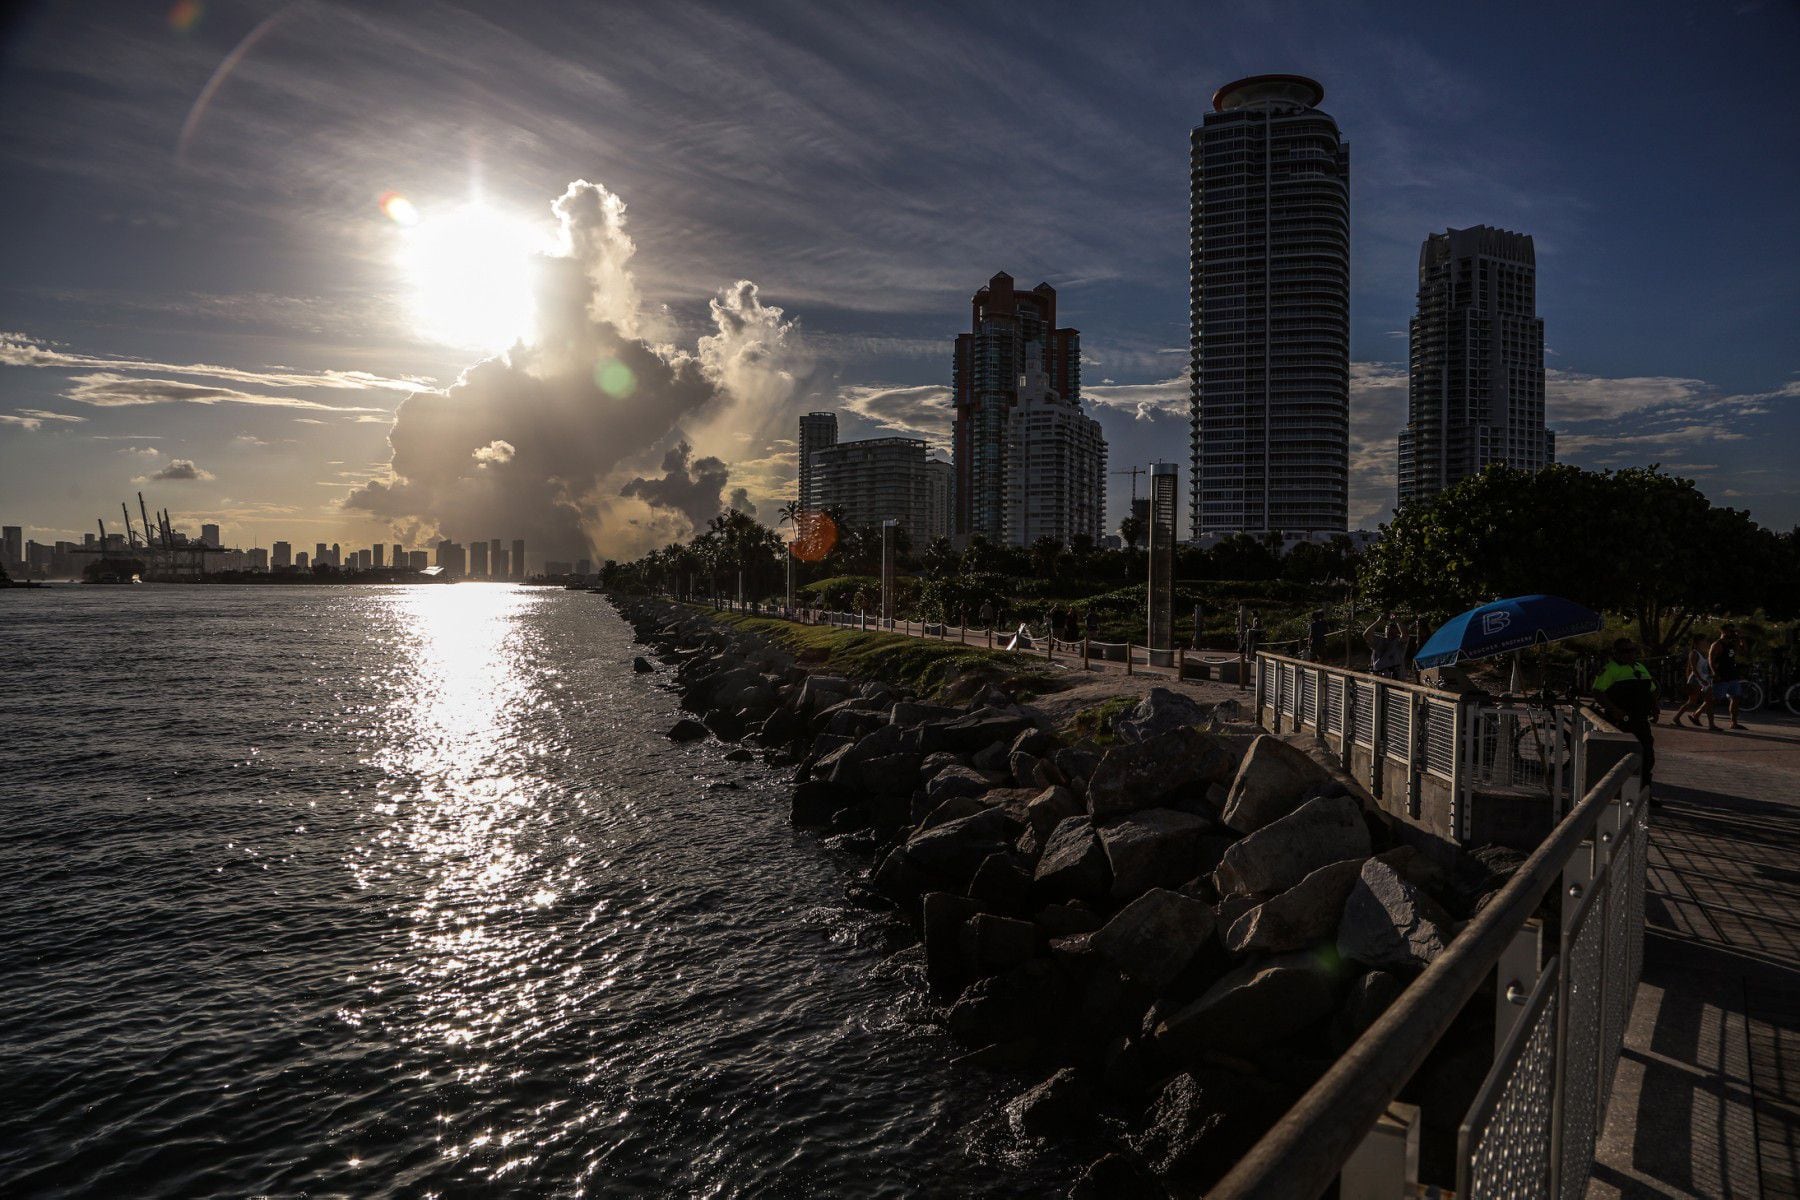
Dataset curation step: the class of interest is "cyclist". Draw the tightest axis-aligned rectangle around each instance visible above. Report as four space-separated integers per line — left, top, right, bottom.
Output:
1594 637 1659 790
1710 624 1748 731
1673 630 1717 729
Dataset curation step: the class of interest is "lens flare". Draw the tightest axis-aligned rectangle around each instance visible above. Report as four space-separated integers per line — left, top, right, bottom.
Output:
594 359 636 397
168 0 203 31
380 191 421 228
791 512 837 563
395 202 545 352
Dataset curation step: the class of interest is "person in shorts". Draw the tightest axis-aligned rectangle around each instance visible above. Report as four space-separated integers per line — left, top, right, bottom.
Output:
1710 624 1748 731
1672 630 1716 729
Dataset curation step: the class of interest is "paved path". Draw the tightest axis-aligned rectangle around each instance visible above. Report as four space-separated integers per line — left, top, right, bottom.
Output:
1590 710 1800 1198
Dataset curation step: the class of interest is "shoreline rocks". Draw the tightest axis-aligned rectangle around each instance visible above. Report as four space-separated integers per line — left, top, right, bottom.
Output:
613 597 1510 1196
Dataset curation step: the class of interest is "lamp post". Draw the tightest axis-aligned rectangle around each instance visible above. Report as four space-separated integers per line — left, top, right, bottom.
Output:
880 519 898 628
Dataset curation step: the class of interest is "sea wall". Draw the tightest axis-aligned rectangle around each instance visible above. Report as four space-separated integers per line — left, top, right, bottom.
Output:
616 598 1526 1195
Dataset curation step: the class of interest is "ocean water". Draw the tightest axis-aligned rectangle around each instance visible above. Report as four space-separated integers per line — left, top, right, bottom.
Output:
0 585 1059 1198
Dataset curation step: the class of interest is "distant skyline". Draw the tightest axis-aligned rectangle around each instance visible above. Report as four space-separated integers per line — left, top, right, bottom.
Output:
2 1 1796 556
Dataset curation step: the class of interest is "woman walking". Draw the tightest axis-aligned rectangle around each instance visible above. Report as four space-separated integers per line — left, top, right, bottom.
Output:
1673 631 1717 729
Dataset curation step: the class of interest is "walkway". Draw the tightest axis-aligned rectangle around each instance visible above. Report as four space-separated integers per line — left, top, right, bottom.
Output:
1590 710 1800 1198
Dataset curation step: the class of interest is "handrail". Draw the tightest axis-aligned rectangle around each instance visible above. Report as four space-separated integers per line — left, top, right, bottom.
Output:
1209 752 1640 1200
1257 648 1460 701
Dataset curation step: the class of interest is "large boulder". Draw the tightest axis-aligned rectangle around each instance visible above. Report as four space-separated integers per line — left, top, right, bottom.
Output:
665 717 707 742
1053 746 1102 789
1069 1153 1164 1200
891 700 959 728
1151 951 1343 1060
923 891 979 994
961 912 1040 977
1214 794 1371 897
1025 784 1086 842
1087 727 1240 819
1090 888 1217 993
1098 809 1215 900
905 806 1019 884
926 765 993 805
1337 857 1456 970
1005 1068 1096 1141
632 655 654 673
1333 969 1407 1048
796 673 853 712
1113 687 1211 744
919 711 1034 755
1219 735 1338 834
1131 1069 1284 1191
1223 856 1367 956
1033 816 1112 903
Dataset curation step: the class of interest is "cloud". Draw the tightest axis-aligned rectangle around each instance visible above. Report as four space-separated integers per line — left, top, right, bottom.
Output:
0 406 88 430
1085 374 1188 421
472 439 515 465
0 332 431 393
63 374 391 413
344 179 800 559
144 458 215 482
727 486 757 517
837 383 953 441
620 442 731 528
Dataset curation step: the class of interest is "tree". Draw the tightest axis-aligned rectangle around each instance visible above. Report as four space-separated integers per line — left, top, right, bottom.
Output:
1030 535 1064 580
1359 464 1790 652
1118 516 1145 551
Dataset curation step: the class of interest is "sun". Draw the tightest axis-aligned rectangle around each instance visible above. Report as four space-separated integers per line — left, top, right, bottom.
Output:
391 199 546 353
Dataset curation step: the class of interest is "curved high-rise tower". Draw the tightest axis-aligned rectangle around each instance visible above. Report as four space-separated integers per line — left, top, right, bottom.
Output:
1188 74 1350 537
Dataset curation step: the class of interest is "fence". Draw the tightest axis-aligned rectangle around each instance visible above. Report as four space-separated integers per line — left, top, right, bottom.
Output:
1212 739 1647 1199
1254 652 1588 839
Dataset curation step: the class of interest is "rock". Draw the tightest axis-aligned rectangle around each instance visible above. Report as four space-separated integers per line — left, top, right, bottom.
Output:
797 673 852 712
923 891 979 994
1132 1070 1280 1191
1054 746 1101 789
871 846 930 904
1337 857 1455 970
665 717 708 742
919 712 1034 755
1009 750 1044 786
1097 808 1214 900
1334 969 1406 1047
1090 888 1217 993
961 912 1040 978
632 655 654 673
1224 856 1367 955
1087 727 1240 819
1006 1068 1096 1141
969 854 1035 912
921 794 991 829
905 806 1019 884
947 960 1071 1046
1034 816 1112 903
1025 784 1086 841
952 1039 1040 1072
892 700 960 728
701 708 744 744
1453 843 1528 919
1214 794 1371 897
723 747 754 763
1069 1153 1163 1200
821 703 888 740
1011 727 1057 760
1113 687 1211 744
926 764 993 804
1035 900 1104 938
972 740 1012 773
1220 735 1337 834
1152 951 1342 1060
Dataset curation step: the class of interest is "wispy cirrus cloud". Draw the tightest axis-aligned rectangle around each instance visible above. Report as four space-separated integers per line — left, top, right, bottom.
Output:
1085 374 1188 421
1 406 88 430
836 383 953 442
63 374 391 414
0 333 433 394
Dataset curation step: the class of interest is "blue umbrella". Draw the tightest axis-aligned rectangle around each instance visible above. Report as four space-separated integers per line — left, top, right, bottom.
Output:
1414 594 1603 669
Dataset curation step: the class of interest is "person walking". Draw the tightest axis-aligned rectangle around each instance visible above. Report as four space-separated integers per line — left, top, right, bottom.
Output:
1364 613 1408 679
979 600 995 630
1594 637 1659 790
1084 608 1098 642
1672 630 1717 729
1710 624 1748 731
1307 609 1329 662
1245 613 1263 658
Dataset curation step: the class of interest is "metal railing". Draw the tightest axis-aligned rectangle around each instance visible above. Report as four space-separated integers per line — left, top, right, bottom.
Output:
1211 742 1648 1199
1254 652 1586 837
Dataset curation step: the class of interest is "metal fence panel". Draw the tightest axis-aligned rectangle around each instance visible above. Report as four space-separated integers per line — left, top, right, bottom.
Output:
1383 687 1412 763
1423 699 1457 780
1554 873 1609 1199
1459 957 1561 1200
1352 681 1376 747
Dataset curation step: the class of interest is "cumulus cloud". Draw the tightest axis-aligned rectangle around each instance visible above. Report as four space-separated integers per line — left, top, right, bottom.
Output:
727 486 757 517
344 179 801 559
472 439 515 465
620 442 731 528
145 458 215 482
1085 374 1188 421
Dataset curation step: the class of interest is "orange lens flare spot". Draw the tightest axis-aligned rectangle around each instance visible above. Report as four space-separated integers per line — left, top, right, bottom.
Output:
790 512 836 563
169 0 203 31
379 191 421 227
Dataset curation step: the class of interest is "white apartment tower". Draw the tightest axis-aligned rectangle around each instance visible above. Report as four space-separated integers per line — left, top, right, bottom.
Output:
1002 351 1107 547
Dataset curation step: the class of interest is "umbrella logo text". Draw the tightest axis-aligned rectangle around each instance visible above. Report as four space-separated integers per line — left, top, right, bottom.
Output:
1482 612 1512 636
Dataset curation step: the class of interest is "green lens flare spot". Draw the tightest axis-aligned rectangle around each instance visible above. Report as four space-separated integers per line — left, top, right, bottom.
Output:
596 359 636 397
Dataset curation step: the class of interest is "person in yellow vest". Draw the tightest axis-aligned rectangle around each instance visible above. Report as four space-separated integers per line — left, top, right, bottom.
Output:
1593 638 1659 791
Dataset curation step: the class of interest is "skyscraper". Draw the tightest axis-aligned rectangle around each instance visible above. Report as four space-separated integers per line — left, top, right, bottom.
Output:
272 540 292 569
511 539 525 579
953 273 1080 540
810 437 943 544
372 543 384 568
1002 364 1106 548
1189 74 1350 537
3 526 22 568
797 412 838 514
1398 226 1553 506
470 539 488 577
201 523 221 547
923 458 954 543
393 543 404 568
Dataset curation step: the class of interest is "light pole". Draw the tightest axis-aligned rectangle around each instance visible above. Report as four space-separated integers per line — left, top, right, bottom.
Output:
880 519 898 627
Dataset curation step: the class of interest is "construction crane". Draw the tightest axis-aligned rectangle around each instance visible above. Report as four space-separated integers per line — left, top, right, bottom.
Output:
1112 465 1147 505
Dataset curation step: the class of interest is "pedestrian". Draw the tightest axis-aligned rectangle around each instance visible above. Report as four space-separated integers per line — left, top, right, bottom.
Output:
1364 613 1408 679
1084 608 1098 642
1710 623 1748 731
1307 609 1329 662
979 599 995 629
1672 630 1717 729
1246 613 1262 657
1594 637 1659 790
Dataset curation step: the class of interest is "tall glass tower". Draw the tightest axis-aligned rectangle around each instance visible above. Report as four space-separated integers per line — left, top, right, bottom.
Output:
1189 74 1350 537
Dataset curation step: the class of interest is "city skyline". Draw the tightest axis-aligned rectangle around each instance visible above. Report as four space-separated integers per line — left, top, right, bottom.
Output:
2 3 1796 555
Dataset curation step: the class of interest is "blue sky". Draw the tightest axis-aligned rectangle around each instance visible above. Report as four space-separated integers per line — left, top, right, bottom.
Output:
1 0 1795 561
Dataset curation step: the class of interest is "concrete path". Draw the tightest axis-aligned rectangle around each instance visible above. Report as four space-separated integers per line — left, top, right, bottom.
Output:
1590 710 1800 1198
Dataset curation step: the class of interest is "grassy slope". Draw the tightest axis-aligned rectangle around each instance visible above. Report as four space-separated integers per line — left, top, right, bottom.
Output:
691 606 1062 700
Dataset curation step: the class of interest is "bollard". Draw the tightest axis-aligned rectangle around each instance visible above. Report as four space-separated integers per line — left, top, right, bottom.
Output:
1046 633 1053 662
1083 637 1090 670
1177 645 1186 680
1126 642 1134 676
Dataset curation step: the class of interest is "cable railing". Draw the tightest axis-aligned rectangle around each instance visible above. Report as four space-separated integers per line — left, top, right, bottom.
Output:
1212 732 1647 1199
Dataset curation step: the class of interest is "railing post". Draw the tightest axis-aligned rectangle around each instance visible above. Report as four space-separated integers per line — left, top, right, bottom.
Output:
1315 667 1328 745
1342 678 1356 772
1340 1102 1420 1200
1083 637 1091 670
1253 653 1264 722
1126 642 1134 675
1406 693 1422 821
1369 681 1386 799
1046 632 1054 663
1494 918 1543 1057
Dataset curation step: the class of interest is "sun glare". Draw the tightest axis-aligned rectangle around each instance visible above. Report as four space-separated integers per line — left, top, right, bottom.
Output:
392 199 544 353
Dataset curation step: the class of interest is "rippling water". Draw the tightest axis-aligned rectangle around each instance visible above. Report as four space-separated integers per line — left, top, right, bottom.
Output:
0 586 1061 1197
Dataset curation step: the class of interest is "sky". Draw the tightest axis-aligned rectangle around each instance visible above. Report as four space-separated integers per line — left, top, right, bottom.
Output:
1 0 1796 566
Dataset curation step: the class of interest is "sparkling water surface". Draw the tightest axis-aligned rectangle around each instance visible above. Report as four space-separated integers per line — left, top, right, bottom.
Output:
0 586 1061 1197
